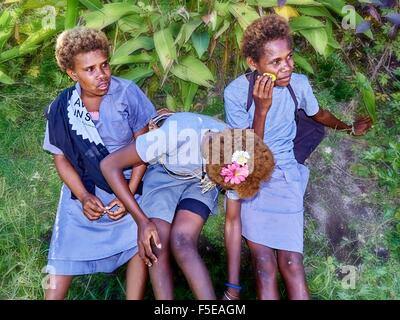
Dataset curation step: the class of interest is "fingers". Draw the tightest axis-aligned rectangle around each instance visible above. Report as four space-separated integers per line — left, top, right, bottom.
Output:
254 74 273 99
150 230 162 250
84 202 104 221
143 237 158 264
108 207 127 220
138 242 152 267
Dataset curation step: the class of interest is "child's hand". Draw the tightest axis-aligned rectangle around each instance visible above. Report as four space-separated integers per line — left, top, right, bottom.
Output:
105 198 127 220
253 74 274 114
138 220 162 267
352 116 373 136
81 193 106 221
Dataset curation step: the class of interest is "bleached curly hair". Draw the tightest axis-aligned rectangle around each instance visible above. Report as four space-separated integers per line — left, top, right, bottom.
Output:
55 27 110 71
204 129 274 199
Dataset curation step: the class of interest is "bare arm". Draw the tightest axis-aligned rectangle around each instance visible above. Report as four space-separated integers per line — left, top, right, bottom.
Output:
252 74 274 138
312 108 372 135
223 198 242 300
100 142 161 265
106 127 149 220
54 154 105 220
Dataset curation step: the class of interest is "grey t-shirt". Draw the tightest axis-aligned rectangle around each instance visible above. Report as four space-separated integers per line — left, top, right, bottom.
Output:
136 112 227 176
43 76 157 178
224 73 319 166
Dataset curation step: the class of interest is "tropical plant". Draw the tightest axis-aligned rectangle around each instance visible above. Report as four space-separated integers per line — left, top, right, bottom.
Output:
0 0 383 112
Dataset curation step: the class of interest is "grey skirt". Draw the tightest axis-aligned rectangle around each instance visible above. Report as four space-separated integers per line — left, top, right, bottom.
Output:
138 164 219 223
240 163 309 254
46 185 138 275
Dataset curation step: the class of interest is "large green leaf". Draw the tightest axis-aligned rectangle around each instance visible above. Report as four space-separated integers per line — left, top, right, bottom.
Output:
0 45 39 64
175 17 202 47
110 52 154 66
290 16 325 32
247 0 320 7
0 69 14 84
298 27 328 56
179 80 199 111
191 31 210 59
119 67 154 83
171 56 214 88
0 11 14 50
65 0 79 29
111 37 154 65
154 28 177 71
78 0 103 11
293 52 314 74
83 3 141 29
356 72 377 123
118 15 148 36
229 3 259 30
297 6 337 24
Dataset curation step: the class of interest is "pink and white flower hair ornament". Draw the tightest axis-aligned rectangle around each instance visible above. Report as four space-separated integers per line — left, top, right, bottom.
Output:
220 151 251 185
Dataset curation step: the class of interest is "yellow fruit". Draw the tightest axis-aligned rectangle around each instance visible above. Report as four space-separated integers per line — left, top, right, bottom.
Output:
263 72 277 81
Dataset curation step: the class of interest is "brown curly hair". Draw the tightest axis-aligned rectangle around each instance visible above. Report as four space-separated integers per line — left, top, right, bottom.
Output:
55 27 110 71
241 14 293 62
205 129 274 199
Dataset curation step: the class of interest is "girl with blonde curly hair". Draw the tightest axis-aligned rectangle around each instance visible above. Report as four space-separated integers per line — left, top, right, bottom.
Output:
43 27 157 299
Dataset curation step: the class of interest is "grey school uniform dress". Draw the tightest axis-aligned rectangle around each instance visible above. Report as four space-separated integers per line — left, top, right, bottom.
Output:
135 112 227 223
43 76 157 275
224 73 319 254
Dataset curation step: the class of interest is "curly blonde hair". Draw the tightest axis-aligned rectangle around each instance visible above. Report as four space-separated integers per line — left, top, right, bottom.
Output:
205 129 274 199
241 14 293 62
55 27 110 71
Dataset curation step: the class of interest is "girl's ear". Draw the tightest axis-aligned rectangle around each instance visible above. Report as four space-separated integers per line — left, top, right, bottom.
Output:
246 57 257 71
66 68 78 81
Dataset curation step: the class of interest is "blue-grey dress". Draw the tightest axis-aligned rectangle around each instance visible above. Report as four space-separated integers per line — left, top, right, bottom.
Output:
43 76 157 275
135 113 227 223
224 73 320 254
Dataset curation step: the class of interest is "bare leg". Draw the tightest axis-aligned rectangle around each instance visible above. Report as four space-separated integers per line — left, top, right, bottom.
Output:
148 218 174 300
277 250 310 300
44 275 73 300
246 239 280 300
126 253 148 300
170 210 215 300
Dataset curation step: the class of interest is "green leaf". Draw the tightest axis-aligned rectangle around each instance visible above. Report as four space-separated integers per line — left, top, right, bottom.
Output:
118 15 149 36
234 23 243 48
293 53 314 74
0 69 14 84
229 4 259 30
297 6 337 24
290 16 325 32
111 37 154 65
214 19 230 40
247 0 320 7
166 94 178 111
356 72 377 123
0 11 14 50
171 56 214 88
65 0 79 29
175 17 202 47
191 31 210 59
119 67 154 83
110 52 154 66
154 28 177 71
298 28 328 56
180 80 199 111
83 3 141 29
78 0 103 11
